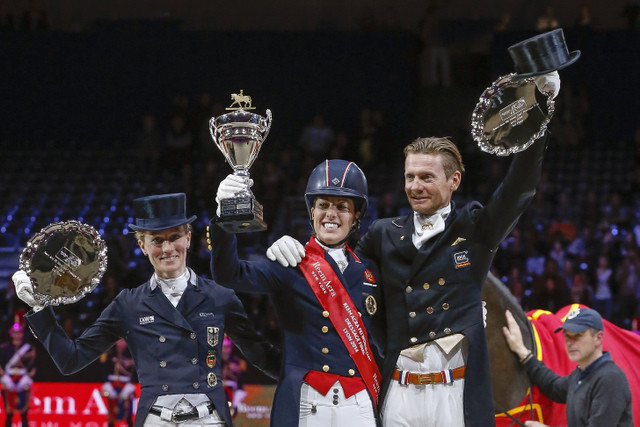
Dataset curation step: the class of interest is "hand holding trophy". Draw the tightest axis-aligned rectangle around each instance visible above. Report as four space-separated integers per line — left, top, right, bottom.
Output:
209 90 272 233
15 220 108 309
472 28 580 155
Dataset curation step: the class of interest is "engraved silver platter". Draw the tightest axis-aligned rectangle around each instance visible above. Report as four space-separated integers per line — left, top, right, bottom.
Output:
471 73 555 156
19 220 108 307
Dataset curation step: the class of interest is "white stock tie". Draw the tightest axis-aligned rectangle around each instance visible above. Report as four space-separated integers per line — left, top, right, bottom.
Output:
412 212 446 249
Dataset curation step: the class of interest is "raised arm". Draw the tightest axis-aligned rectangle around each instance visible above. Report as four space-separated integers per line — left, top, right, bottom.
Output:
25 302 123 375
476 134 547 249
14 270 123 375
209 220 288 294
476 72 560 249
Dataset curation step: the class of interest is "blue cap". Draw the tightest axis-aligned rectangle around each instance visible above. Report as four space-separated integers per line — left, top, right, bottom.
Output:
554 308 603 333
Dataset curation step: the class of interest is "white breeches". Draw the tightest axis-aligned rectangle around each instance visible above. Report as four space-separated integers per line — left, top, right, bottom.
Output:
299 381 376 427
381 343 466 427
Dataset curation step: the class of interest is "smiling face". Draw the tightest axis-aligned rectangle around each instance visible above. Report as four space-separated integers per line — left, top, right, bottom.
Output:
311 196 359 246
563 328 603 369
404 152 460 216
138 225 191 279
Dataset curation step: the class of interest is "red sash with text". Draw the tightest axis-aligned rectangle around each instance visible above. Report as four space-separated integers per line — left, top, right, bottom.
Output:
298 237 381 407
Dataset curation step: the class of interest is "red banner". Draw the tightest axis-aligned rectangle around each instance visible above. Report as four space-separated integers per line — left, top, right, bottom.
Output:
0 382 139 426
1 382 276 426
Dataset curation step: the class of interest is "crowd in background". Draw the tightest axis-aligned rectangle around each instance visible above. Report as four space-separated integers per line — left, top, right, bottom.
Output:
2 3 640 385
5 75 640 365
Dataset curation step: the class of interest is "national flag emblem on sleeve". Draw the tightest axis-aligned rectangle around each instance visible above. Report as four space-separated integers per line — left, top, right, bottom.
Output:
364 269 375 283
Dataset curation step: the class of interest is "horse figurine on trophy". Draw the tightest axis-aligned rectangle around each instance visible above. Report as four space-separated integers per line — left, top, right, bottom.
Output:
228 90 253 110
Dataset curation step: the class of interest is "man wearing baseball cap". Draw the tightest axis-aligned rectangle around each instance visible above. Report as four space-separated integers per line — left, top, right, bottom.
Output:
503 307 632 426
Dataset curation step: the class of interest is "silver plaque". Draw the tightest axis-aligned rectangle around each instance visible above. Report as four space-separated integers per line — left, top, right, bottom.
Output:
471 73 555 156
19 220 108 307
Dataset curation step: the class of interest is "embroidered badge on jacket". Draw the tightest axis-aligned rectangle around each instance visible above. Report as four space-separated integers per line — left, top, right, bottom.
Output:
364 269 376 283
139 315 155 325
207 326 219 347
206 350 217 368
453 250 471 269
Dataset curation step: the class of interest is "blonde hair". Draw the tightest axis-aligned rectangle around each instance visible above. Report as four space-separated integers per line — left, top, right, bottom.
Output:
404 137 465 178
134 223 192 241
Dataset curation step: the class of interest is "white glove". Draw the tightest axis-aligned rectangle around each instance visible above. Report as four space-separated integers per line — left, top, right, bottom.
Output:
1 373 15 391
482 300 487 328
102 381 116 398
16 374 33 391
12 270 42 311
215 174 253 216
119 382 137 400
266 235 305 267
534 70 560 99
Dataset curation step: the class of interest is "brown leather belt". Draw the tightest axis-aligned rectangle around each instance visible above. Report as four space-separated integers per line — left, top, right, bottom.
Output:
392 366 466 385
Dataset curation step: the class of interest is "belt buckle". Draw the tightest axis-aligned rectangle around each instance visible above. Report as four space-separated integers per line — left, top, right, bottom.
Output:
171 409 196 423
418 373 435 385
171 411 185 423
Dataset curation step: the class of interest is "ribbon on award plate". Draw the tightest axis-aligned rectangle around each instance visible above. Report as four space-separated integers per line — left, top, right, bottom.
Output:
19 220 108 307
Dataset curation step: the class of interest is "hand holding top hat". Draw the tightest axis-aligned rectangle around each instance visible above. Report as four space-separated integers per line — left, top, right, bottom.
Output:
472 28 580 156
508 28 581 78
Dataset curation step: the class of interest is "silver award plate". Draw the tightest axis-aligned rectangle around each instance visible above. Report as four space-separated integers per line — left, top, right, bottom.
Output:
471 73 555 156
19 220 108 307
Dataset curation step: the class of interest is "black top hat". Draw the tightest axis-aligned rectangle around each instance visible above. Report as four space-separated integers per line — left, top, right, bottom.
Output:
128 193 197 231
508 28 581 78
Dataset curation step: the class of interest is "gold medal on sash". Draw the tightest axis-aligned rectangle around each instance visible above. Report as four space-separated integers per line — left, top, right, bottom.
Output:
365 295 377 315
